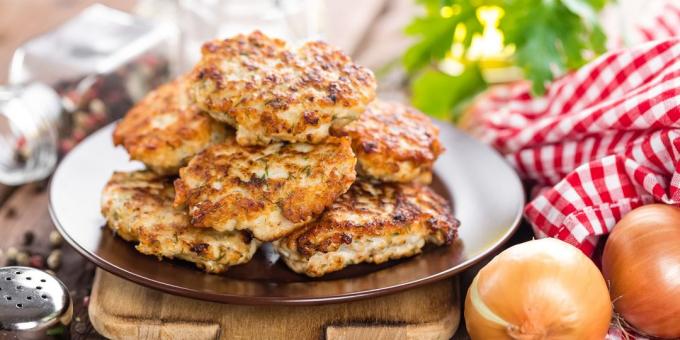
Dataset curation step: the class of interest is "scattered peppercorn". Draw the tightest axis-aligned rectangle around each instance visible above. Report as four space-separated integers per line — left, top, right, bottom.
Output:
5 247 18 261
16 251 30 266
23 231 35 246
49 230 63 247
47 250 62 270
29 254 45 269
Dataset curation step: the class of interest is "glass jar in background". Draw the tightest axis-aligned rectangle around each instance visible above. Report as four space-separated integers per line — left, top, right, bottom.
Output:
176 0 325 73
1 4 172 185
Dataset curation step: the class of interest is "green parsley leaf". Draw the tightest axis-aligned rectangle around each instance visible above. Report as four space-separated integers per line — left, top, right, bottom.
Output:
403 1 484 74
411 64 486 120
403 0 610 117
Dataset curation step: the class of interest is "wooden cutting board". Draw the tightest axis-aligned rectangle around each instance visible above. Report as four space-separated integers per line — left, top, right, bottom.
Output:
88 269 460 339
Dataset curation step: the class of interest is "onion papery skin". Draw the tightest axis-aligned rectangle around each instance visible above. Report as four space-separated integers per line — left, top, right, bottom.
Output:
602 204 680 339
464 238 611 340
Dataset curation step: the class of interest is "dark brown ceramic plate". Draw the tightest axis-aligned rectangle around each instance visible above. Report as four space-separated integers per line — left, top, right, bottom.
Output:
49 121 524 305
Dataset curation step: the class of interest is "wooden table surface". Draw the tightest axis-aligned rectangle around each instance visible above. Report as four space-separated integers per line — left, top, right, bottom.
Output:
0 1 532 339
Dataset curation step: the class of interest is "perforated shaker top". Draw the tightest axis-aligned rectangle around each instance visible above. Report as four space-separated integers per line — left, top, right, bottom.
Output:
0 266 72 331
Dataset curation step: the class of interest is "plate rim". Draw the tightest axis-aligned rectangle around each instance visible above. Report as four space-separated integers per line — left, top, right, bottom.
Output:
48 121 525 305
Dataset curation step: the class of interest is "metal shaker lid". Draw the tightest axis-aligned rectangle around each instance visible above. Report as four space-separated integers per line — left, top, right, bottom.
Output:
0 266 72 332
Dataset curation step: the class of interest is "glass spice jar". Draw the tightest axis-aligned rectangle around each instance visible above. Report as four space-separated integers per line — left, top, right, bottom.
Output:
1 4 172 185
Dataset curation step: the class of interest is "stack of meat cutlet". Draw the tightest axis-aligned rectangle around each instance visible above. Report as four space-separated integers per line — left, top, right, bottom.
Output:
101 31 459 277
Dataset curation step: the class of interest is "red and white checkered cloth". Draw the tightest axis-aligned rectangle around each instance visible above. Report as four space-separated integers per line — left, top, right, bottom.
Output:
636 1 680 43
468 37 680 255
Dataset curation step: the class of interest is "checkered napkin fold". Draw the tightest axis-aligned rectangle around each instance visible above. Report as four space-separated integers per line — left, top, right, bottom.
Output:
466 37 680 256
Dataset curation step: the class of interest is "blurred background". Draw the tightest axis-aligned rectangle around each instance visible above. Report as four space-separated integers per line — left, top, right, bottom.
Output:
0 0 670 187
0 0 418 187
0 0 412 84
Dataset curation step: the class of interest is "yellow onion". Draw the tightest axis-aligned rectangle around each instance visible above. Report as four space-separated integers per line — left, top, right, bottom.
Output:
602 204 680 339
464 238 611 339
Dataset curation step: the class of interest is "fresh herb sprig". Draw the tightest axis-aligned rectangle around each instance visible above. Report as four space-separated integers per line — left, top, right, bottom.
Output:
403 0 609 121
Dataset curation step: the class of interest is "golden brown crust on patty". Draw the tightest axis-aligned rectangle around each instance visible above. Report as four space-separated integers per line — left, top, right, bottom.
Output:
274 180 458 277
113 77 228 175
174 136 357 241
333 100 443 184
189 31 376 145
100 171 258 273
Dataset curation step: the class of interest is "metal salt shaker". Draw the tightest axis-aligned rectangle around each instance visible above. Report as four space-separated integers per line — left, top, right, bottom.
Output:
0 267 72 339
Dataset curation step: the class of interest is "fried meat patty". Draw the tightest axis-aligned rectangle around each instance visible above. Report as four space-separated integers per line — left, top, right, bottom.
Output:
189 31 376 145
274 180 459 277
333 100 443 184
174 137 357 241
113 77 228 175
100 171 258 273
